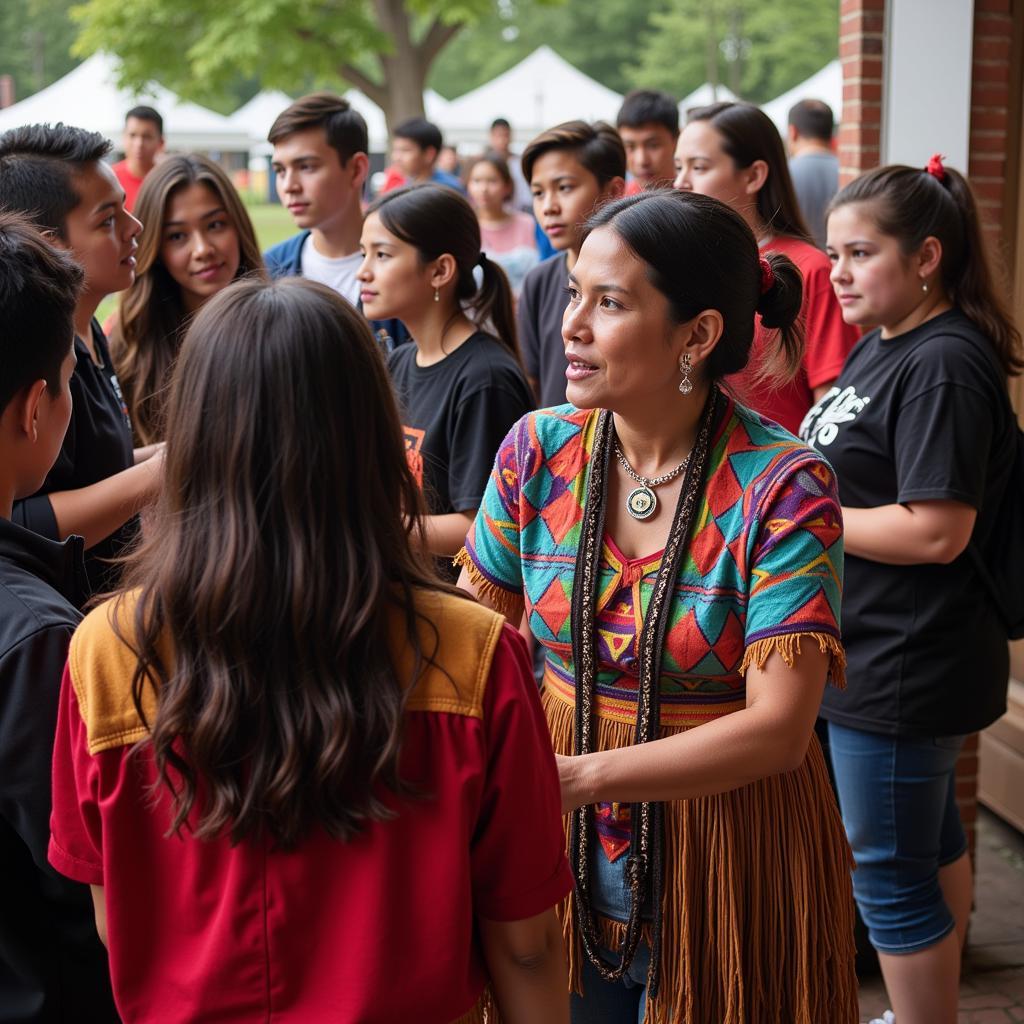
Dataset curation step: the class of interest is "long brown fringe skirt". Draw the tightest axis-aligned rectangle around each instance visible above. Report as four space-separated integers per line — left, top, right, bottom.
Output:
543 686 859 1024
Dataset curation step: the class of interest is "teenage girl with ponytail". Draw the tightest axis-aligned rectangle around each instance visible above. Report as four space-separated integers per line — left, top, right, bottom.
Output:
675 102 859 435
458 189 858 1022
359 184 535 566
47 277 573 1022
801 157 1021 1024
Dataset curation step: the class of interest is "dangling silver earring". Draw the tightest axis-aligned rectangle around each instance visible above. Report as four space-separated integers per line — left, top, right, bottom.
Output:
434 287 440 302
921 280 929 294
678 353 694 395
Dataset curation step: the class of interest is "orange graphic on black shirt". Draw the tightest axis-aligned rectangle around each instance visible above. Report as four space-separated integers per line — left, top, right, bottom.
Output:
403 426 425 488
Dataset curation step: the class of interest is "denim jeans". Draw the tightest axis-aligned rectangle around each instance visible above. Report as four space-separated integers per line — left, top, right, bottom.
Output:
827 721 969 954
570 843 655 1024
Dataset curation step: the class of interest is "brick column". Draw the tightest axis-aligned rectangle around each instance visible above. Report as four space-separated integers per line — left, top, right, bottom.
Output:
838 0 886 185
969 0 1020 259
960 0 1023 862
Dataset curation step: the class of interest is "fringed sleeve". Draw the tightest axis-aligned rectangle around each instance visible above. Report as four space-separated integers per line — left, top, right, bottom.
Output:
453 548 524 624
739 631 847 689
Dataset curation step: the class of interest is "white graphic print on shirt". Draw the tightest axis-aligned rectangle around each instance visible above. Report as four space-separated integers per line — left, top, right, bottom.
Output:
799 385 871 448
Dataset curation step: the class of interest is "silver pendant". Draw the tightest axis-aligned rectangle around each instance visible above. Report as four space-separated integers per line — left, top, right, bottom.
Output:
626 486 657 520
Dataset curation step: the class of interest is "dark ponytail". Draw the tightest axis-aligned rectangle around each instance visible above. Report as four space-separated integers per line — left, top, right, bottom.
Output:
755 249 804 386
367 183 520 362
830 162 1023 376
584 188 805 385
474 254 519 363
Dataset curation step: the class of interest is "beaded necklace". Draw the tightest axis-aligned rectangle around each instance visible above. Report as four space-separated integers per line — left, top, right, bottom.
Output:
568 385 720 997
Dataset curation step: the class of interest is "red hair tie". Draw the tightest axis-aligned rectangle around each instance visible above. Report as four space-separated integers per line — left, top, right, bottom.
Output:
925 153 946 182
759 255 775 295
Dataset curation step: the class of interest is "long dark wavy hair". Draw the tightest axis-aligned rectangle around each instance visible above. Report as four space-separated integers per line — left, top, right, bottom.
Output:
830 162 1023 376
110 154 265 444
367 183 521 361
116 277 453 849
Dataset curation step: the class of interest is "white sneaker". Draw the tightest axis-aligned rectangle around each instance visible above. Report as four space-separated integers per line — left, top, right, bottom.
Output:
867 1012 896 1024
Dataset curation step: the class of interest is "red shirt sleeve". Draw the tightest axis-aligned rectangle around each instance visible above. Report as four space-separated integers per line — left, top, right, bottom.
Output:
471 624 574 921
800 253 860 389
48 663 105 886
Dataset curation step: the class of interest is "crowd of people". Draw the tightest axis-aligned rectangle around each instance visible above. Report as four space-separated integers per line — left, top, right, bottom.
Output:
0 78 1019 1024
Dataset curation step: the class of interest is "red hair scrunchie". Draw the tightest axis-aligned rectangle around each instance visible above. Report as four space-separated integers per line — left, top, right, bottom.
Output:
925 153 946 182
759 255 775 295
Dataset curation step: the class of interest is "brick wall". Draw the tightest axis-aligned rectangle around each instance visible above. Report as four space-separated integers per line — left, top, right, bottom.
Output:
837 0 886 184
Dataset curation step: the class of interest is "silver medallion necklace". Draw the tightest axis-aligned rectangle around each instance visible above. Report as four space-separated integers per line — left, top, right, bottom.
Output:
613 441 690 520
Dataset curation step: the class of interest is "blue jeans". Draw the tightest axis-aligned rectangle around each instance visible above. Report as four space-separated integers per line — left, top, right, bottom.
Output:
827 721 969 954
570 844 655 1024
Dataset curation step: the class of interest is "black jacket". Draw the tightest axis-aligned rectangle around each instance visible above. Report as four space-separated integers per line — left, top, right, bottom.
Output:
0 517 118 1021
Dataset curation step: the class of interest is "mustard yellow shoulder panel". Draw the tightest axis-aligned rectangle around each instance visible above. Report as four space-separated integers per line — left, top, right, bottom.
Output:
68 590 159 756
394 590 506 720
69 588 506 755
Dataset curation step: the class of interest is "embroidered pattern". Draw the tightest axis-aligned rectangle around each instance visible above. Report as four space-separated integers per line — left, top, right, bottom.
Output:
462 400 844 859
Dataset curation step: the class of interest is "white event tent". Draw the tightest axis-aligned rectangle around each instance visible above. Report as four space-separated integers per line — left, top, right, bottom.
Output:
229 87 453 155
0 53 250 153
760 60 842 135
678 82 739 114
439 46 624 148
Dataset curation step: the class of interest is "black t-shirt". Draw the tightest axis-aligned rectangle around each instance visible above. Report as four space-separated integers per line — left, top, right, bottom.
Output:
389 332 534 575
518 252 570 408
11 320 136 599
0 518 119 1020
799 309 1014 736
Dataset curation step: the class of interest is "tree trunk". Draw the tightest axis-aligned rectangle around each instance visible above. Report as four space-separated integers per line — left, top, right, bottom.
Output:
337 0 463 134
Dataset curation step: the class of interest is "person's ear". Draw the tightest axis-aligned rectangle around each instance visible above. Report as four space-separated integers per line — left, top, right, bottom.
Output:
916 236 944 282
677 309 725 373
41 228 69 252
429 253 459 291
787 124 799 145
349 152 370 190
13 380 48 443
743 159 769 196
601 176 626 202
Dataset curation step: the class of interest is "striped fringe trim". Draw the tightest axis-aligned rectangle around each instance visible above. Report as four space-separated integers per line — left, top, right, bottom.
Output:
739 631 847 690
451 986 499 1023
453 548 524 624
542 686 859 1024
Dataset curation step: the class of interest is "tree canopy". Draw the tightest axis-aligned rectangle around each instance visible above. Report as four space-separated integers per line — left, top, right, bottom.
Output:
1 0 839 127
0 0 78 101
69 0 517 127
628 0 839 103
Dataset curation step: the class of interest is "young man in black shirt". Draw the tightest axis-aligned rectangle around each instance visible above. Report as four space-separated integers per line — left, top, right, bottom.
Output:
518 121 626 408
0 213 118 1021
0 123 163 597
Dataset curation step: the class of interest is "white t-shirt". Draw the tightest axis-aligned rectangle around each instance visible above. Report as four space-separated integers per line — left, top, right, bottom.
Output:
300 235 362 307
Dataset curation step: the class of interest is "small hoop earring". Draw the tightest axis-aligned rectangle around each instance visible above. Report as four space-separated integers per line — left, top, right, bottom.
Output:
678 353 694 395
434 287 440 302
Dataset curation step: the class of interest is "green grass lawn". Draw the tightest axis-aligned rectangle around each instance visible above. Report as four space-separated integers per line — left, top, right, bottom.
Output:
96 202 296 326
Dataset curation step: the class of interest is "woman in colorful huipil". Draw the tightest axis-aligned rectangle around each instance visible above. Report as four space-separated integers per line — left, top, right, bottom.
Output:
456 189 858 1024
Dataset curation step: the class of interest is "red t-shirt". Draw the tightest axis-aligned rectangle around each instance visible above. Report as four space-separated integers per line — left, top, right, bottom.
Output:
49 603 572 1023
728 235 860 436
111 160 145 212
